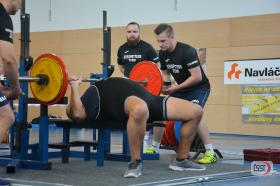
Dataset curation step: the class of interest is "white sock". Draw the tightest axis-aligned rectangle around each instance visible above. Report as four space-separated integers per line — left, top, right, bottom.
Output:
143 132 150 150
152 140 160 152
204 144 214 153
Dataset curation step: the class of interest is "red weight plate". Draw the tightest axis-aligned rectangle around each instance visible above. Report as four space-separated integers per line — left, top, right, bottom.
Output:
161 121 177 147
129 61 163 95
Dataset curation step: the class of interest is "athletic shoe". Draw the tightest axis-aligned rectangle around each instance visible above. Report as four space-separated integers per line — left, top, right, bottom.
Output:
143 147 158 154
123 160 142 178
169 158 206 171
197 151 217 164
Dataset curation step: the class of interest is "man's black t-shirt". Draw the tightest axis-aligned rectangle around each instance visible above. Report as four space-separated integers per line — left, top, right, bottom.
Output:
0 3 13 43
159 42 209 91
117 40 159 77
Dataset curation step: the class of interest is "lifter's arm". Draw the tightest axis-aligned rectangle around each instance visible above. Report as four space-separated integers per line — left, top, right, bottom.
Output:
66 77 87 122
0 40 22 99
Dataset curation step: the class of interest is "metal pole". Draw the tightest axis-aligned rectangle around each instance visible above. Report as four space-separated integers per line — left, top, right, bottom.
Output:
102 10 111 78
16 0 30 155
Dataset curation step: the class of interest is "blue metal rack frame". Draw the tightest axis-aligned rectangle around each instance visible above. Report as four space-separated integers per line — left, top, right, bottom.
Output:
0 8 159 173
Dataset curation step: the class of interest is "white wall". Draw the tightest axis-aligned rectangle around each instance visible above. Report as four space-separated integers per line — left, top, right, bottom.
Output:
11 0 280 32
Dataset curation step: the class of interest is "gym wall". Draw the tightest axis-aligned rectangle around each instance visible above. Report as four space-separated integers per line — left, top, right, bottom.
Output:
12 0 280 32
14 13 280 137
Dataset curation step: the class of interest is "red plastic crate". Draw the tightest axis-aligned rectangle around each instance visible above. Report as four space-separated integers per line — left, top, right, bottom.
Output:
243 148 280 164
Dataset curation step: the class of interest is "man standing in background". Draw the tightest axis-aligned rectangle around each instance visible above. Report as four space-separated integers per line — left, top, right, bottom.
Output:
117 21 161 153
117 22 159 77
154 23 217 165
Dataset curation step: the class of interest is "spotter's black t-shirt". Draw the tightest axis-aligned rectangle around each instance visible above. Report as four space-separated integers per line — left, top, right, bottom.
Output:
159 42 209 91
117 40 159 77
0 3 14 43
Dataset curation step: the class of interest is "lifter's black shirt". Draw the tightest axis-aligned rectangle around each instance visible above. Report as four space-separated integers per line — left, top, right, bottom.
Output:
80 78 168 124
117 40 159 77
0 3 13 43
159 42 209 91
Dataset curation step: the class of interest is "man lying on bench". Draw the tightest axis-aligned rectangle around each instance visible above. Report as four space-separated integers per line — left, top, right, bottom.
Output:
67 76 206 178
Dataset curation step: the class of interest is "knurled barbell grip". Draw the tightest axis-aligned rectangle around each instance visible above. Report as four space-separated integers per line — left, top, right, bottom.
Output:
80 78 100 82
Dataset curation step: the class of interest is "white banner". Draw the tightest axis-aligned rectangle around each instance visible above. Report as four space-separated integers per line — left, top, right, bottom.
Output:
224 59 280 84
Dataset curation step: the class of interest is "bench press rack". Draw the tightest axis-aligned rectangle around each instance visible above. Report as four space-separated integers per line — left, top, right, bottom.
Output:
0 6 160 173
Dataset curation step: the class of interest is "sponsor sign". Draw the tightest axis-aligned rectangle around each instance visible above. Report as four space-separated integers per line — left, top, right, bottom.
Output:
224 59 280 84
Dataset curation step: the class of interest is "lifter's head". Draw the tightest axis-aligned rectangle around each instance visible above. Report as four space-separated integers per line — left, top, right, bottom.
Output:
0 0 22 15
126 22 140 46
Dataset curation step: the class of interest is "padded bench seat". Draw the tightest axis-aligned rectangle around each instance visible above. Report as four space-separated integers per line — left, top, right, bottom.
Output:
49 118 165 130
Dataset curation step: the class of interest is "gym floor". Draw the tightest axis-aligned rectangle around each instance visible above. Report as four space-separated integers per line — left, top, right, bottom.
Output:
0 126 280 186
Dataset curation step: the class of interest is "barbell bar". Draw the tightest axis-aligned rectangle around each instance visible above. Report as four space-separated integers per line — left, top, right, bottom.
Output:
2 75 147 85
1 53 166 105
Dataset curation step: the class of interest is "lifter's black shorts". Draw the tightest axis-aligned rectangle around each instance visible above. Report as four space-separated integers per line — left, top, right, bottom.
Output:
81 77 169 126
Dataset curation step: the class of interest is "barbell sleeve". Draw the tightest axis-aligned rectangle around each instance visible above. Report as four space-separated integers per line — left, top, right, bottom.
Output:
18 76 41 81
0 75 49 85
1 76 41 82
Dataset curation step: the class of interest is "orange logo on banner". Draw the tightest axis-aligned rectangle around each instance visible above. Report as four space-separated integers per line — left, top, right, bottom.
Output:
228 63 242 79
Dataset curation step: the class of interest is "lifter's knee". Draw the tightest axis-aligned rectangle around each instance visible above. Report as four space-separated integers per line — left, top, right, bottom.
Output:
125 97 149 123
131 104 149 122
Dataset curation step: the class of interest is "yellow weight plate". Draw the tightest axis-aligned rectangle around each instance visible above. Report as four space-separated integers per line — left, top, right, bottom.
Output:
30 53 68 105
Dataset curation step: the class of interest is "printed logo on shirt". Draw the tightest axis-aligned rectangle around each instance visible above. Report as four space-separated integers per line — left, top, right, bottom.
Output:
124 54 142 63
5 28 13 39
124 50 129 54
153 57 159 61
187 60 198 67
165 58 170 63
166 64 182 73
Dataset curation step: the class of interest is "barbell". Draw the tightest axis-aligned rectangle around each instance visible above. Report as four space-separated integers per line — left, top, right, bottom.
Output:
1 53 166 105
